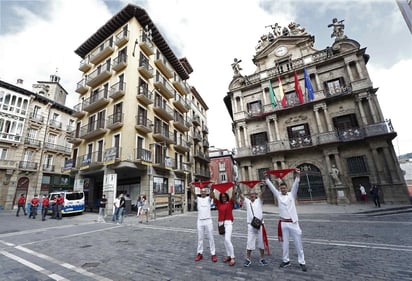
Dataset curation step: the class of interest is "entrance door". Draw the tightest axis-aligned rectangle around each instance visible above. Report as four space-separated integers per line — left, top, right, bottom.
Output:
297 164 326 201
351 176 370 201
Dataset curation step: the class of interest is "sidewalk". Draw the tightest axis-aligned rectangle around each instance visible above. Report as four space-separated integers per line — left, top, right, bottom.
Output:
263 201 412 215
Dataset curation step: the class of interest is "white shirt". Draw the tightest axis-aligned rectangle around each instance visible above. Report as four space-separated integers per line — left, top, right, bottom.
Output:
266 177 300 222
244 197 263 224
359 185 366 195
197 196 212 220
113 198 120 208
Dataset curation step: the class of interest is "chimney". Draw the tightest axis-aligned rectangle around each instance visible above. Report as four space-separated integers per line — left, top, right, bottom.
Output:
16 79 23 85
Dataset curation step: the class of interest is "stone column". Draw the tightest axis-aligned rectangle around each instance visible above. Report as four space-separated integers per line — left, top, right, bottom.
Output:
323 106 333 131
345 63 354 81
356 97 367 126
266 118 273 142
366 95 378 123
314 107 322 133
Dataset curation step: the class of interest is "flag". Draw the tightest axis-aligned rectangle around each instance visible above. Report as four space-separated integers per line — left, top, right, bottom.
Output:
191 180 213 189
211 182 235 194
304 68 315 101
265 168 296 179
268 80 277 108
239 180 263 189
277 75 287 107
294 70 304 104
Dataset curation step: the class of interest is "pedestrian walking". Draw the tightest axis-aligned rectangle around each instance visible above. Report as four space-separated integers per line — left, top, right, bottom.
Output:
191 184 217 263
41 194 49 221
265 168 307 272
51 195 58 219
210 182 237 266
359 184 367 202
370 185 381 207
28 194 39 219
118 193 125 224
16 193 27 216
112 195 120 222
139 195 149 223
97 194 107 223
238 185 268 267
56 194 64 220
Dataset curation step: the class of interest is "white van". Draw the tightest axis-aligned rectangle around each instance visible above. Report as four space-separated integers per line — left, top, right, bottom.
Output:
48 191 85 215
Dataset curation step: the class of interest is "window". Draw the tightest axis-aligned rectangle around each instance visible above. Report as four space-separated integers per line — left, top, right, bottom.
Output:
174 179 184 194
257 168 269 180
114 134 120 158
247 101 262 115
45 154 53 168
325 77 346 96
347 156 368 174
47 133 56 144
287 124 312 147
218 161 226 171
284 90 300 107
154 176 168 194
0 148 7 160
219 172 227 182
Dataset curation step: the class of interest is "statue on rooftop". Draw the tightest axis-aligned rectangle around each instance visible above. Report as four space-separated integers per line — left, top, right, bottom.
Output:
231 58 242 76
288 22 307 35
328 18 347 40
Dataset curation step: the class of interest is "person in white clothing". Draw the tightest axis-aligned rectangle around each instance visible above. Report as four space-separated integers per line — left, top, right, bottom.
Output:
238 185 268 267
359 184 367 202
265 168 307 272
191 186 217 262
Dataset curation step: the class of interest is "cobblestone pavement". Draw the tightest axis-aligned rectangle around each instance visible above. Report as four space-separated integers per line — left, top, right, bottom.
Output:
0 203 411 281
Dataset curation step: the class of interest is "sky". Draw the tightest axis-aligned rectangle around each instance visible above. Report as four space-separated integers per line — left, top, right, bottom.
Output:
0 0 411 155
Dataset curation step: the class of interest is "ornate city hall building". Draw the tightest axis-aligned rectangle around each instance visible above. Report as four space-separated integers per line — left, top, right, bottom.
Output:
224 20 409 205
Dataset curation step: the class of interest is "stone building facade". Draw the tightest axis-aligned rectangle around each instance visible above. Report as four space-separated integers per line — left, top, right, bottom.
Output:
67 4 209 215
224 20 409 205
0 75 74 210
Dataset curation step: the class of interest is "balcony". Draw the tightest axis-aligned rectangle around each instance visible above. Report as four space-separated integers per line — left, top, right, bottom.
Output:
107 112 124 130
136 85 153 106
86 62 112 88
79 119 107 140
79 58 92 72
153 127 174 144
112 54 128 72
49 119 62 130
75 78 89 95
202 125 208 134
139 29 154 56
174 138 190 153
42 164 55 173
0 159 17 170
19 161 38 171
192 115 201 126
154 50 173 79
44 142 71 155
78 150 109 169
194 168 210 178
172 73 190 95
153 155 174 170
138 59 154 79
173 92 189 113
134 148 152 163
202 139 209 148
24 137 41 149
192 131 202 143
90 37 114 65
153 97 174 121
154 72 175 99
110 82 126 100
0 133 21 143
83 89 110 113
193 151 210 162
67 130 82 145
72 103 86 118
29 112 44 125
135 116 153 134
173 114 190 132
115 29 129 47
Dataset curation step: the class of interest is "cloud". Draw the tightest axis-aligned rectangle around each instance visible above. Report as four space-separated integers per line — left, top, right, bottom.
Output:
0 0 411 155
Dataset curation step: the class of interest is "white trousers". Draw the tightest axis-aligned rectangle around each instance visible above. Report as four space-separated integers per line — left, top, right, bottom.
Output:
281 221 305 265
246 224 264 250
221 220 235 258
197 218 215 255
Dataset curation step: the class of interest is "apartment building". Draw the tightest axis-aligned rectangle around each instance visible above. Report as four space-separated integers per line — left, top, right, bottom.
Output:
0 75 74 210
209 147 237 185
68 4 209 214
224 21 409 205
